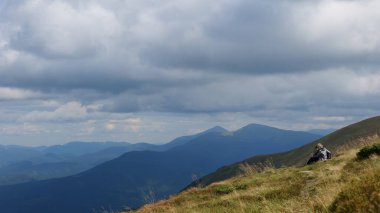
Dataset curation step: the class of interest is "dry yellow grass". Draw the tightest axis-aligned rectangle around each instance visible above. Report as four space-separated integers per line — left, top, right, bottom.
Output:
126 137 380 213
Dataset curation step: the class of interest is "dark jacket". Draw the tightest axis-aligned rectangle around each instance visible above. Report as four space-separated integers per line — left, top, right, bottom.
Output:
307 147 331 165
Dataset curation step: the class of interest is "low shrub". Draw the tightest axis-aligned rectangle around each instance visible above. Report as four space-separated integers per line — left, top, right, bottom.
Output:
213 183 248 195
233 183 248 190
214 184 234 194
356 144 380 160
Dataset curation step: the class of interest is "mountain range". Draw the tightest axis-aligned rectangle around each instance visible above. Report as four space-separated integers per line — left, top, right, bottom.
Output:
0 142 157 185
0 127 228 186
0 124 320 213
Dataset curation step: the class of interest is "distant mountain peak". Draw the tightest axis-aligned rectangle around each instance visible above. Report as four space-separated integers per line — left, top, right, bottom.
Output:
203 126 227 134
235 123 278 133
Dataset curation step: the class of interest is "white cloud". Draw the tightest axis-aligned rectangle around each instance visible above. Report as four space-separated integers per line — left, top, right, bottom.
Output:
0 123 48 135
126 118 143 132
104 118 143 133
294 0 380 54
0 87 39 100
0 48 19 66
312 116 351 122
40 100 61 107
105 122 116 131
343 73 380 96
21 101 88 122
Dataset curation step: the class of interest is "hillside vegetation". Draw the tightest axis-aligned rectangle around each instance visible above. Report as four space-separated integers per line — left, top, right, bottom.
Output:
131 135 380 213
191 116 380 187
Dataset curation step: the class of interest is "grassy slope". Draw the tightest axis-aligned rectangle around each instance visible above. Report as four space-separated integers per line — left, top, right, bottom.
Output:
130 136 380 213
192 116 380 187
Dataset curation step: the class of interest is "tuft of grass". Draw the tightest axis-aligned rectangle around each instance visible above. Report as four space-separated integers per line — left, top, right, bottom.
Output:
329 167 380 213
263 175 305 200
239 160 274 176
356 143 380 160
212 182 249 195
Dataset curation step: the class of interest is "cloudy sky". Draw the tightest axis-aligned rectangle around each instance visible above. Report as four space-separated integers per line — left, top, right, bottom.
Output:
0 0 380 146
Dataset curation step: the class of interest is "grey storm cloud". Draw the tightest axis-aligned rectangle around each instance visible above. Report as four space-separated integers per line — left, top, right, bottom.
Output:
105 70 380 113
137 0 380 73
0 0 380 145
1 0 379 88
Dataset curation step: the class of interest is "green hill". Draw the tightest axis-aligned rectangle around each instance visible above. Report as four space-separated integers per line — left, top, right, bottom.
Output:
130 124 380 213
190 116 380 187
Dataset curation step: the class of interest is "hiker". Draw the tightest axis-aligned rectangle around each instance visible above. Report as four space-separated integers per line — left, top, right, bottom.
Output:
306 143 331 165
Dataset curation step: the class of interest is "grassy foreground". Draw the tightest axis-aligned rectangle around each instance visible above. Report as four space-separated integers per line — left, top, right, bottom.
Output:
128 136 380 213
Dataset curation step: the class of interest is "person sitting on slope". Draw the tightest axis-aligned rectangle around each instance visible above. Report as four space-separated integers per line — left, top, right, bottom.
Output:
306 143 331 165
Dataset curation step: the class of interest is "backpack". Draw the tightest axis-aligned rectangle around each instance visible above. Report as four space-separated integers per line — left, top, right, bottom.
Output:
326 151 332 159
